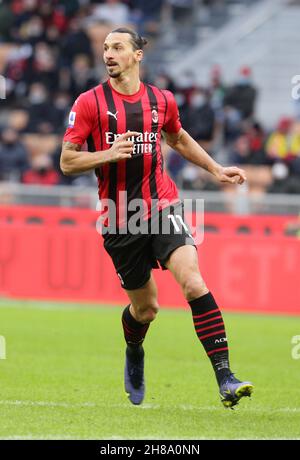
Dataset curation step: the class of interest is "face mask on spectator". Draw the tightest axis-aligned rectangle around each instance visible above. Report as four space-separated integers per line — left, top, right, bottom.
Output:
190 94 206 108
272 163 289 180
29 90 47 104
55 96 69 110
28 18 43 37
237 76 251 86
174 93 185 107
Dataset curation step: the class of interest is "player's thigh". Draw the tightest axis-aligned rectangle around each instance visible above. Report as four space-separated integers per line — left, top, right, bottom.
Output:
103 233 153 291
126 272 158 310
165 245 208 300
165 244 200 282
151 201 195 269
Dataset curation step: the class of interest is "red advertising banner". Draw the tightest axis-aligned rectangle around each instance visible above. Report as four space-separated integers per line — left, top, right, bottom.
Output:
0 206 299 315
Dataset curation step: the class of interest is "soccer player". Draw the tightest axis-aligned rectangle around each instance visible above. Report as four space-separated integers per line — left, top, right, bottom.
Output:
60 28 253 409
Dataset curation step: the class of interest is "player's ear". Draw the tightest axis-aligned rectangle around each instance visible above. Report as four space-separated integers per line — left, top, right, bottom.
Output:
135 50 143 62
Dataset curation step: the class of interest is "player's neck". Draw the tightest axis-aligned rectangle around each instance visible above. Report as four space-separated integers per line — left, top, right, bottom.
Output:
109 74 141 96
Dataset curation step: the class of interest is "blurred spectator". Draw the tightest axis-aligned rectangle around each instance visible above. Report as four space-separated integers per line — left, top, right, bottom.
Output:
167 0 194 24
224 66 257 120
92 0 130 26
246 121 265 157
12 0 40 32
22 154 60 185
174 91 190 128
45 24 61 48
60 18 93 67
38 1 68 34
0 0 14 41
182 88 216 143
153 73 176 93
52 91 71 133
265 118 300 194
209 64 226 112
230 122 269 165
29 42 59 90
175 70 196 102
131 0 164 36
68 54 99 99
3 44 33 103
56 0 81 18
0 127 29 181
290 156 300 176
223 106 243 143
181 164 220 191
18 15 45 45
166 149 186 185
230 135 252 165
4 41 59 98
265 117 300 163
25 82 61 134
182 164 199 190
289 120 300 160
0 0 298 198
268 162 300 194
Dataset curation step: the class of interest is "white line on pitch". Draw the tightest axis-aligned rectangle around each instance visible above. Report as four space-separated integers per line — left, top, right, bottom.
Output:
0 400 299 414
0 435 82 440
0 400 95 408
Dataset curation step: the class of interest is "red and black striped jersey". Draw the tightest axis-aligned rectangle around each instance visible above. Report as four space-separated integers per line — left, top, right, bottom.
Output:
63 80 181 222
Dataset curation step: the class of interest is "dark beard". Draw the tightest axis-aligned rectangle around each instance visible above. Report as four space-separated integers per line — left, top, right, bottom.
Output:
108 70 122 78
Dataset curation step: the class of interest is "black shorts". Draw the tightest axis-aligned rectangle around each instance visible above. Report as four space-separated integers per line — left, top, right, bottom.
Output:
103 202 195 290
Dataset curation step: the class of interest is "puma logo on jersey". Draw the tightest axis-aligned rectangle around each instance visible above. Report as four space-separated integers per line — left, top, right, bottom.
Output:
107 110 118 120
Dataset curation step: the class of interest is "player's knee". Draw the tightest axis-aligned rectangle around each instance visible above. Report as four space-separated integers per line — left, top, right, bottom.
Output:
181 274 208 301
137 302 159 323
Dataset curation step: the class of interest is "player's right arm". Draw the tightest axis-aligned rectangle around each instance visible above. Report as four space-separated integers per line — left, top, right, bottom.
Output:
60 93 139 175
60 133 138 176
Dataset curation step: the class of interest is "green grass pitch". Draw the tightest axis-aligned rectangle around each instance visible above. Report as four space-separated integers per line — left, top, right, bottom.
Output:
0 299 300 440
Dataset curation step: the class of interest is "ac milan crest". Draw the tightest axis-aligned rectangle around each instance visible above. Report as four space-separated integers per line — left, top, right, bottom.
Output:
152 108 158 123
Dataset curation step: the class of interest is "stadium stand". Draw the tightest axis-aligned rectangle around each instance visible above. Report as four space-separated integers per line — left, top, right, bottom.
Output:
0 0 299 212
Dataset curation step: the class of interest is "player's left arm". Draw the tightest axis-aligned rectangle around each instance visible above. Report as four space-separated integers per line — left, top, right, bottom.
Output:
164 128 246 185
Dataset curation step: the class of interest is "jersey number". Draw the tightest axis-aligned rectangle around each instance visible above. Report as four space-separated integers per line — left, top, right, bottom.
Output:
167 214 194 241
167 214 188 232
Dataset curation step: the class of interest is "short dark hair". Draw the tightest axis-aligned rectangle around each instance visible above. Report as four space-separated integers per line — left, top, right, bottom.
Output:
110 27 148 50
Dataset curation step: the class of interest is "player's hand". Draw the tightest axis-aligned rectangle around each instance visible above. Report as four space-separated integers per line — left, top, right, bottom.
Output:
106 131 140 162
214 165 247 185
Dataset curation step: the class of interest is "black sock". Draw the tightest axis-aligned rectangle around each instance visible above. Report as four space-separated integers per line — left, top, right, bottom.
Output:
189 292 231 385
122 305 149 351
126 343 144 364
